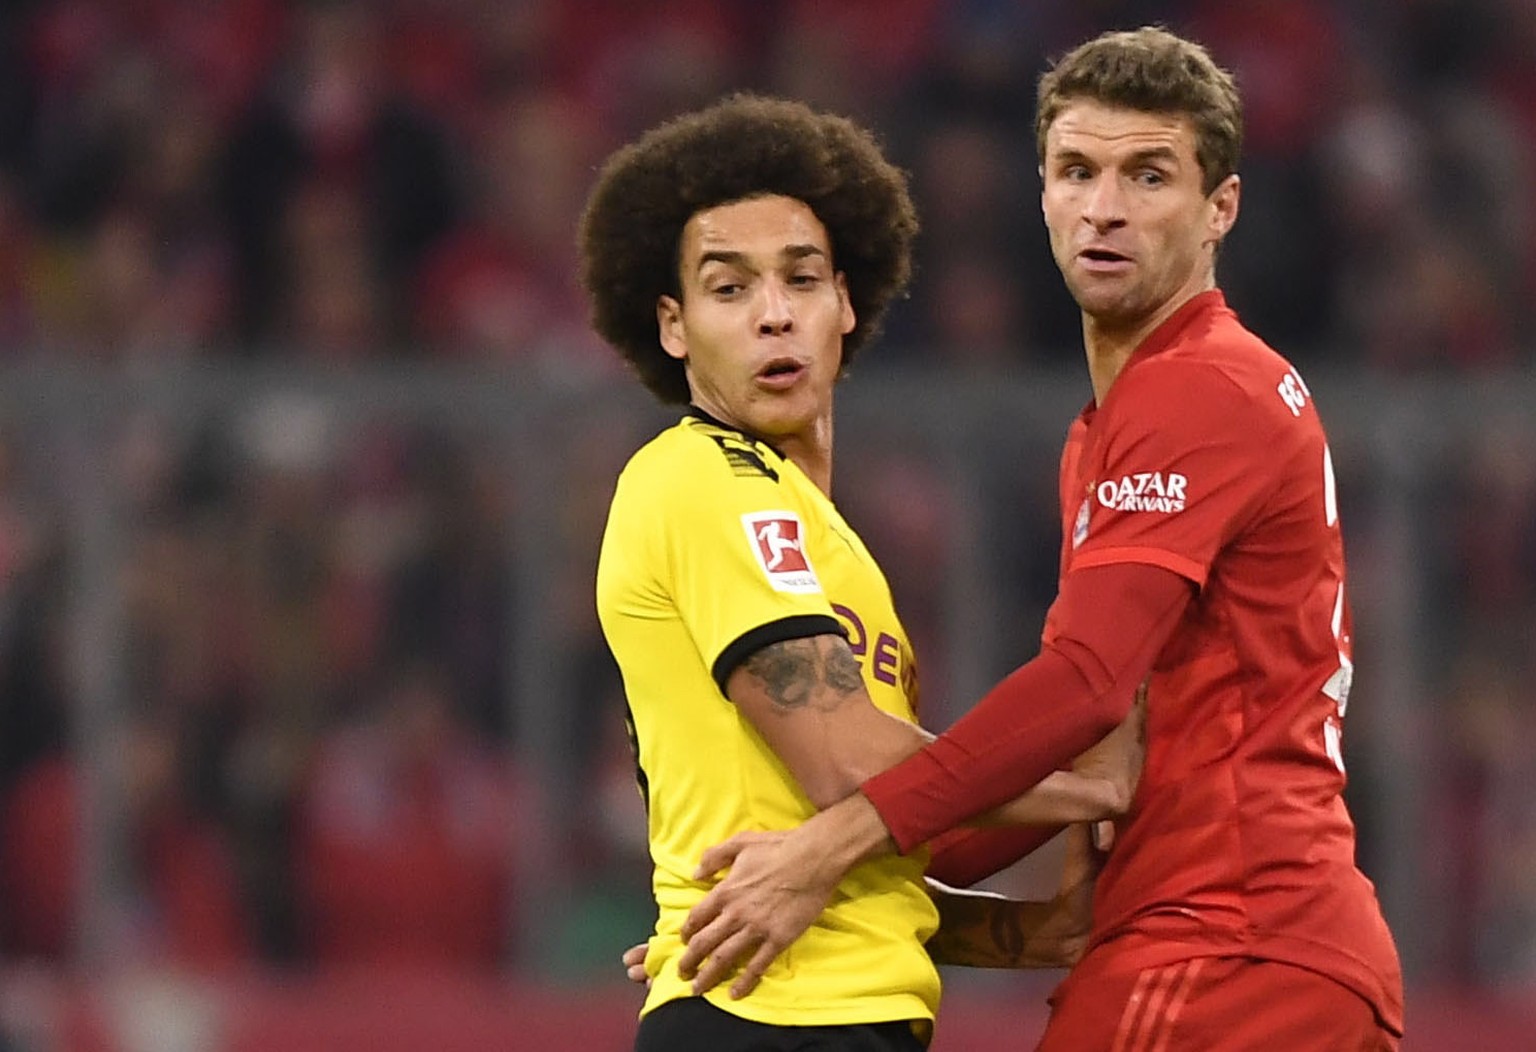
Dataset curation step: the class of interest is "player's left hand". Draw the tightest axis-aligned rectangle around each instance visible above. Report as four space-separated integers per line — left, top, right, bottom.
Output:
622 941 651 987
678 829 837 999
1072 683 1149 851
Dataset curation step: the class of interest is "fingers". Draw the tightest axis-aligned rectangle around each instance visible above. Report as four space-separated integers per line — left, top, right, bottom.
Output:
688 926 765 995
693 831 764 881
1092 819 1116 852
680 885 725 946
622 941 649 985
677 900 732 980
729 939 782 999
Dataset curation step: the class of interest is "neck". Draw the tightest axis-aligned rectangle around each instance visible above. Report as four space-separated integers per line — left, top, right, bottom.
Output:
779 412 834 495
1083 278 1215 405
689 400 836 495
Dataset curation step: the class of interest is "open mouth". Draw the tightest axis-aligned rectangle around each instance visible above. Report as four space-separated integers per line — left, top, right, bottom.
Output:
1081 248 1130 263
758 358 805 382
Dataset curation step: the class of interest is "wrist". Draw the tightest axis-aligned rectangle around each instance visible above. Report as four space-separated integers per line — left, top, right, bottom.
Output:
808 790 896 878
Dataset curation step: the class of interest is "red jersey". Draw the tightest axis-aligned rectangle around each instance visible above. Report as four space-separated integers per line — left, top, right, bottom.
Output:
1050 290 1402 1032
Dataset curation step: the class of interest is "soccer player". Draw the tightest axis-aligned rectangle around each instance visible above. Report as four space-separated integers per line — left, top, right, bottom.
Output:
582 94 1144 1051
676 29 1405 1052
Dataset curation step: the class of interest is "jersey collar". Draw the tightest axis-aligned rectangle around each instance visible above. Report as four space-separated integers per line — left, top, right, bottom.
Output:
1077 289 1231 426
684 405 787 459
1124 288 1229 368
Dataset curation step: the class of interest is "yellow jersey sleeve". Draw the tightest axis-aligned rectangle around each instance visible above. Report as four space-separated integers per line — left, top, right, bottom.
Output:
603 422 844 691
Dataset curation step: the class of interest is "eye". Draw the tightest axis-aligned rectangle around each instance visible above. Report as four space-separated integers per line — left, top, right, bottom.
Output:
709 281 743 297
1063 164 1092 181
788 271 820 287
1135 169 1167 187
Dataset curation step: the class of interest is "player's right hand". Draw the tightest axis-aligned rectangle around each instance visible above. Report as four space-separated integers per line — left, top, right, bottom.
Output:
679 829 835 999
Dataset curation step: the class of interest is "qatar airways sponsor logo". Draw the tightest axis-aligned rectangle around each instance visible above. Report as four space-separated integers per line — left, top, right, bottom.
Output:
1096 471 1188 513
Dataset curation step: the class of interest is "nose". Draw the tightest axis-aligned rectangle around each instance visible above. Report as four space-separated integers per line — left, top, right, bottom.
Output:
1082 173 1127 232
757 278 794 336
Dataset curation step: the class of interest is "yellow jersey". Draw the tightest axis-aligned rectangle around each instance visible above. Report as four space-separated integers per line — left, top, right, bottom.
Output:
596 410 940 1028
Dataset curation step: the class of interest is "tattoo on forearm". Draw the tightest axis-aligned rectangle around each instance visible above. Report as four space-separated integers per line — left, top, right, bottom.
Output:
925 890 1083 970
741 637 864 712
824 644 864 693
989 900 1027 964
742 640 814 708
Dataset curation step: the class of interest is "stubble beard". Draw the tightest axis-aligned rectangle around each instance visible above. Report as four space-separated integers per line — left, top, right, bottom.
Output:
1064 271 1149 333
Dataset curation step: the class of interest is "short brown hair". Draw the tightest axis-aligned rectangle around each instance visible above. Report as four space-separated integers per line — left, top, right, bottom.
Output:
578 94 918 405
1035 26 1242 195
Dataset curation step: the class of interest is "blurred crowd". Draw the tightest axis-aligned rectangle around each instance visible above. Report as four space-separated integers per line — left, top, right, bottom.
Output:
0 0 1533 370
0 0 1531 994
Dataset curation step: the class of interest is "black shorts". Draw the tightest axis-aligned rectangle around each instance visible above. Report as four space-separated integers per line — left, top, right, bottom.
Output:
635 996 928 1052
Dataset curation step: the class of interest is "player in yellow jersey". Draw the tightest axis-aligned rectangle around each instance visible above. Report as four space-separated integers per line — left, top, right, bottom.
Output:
579 94 1142 1051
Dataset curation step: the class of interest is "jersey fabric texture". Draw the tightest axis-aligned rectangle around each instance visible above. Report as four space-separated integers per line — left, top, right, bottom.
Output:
596 410 939 1030
1038 956 1399 1052
1046 290 1402 1036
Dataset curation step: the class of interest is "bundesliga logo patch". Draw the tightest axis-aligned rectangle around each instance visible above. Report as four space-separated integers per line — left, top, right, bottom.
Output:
742 511 821 593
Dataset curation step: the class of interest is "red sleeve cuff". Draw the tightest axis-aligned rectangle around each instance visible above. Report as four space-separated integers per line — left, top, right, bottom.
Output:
861 646 1115 853
923 824 1062 888
860 562 1193 852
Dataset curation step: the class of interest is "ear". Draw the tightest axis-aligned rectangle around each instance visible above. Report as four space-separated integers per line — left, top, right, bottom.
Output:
834 273 855 337
656 295 687 361
1206 173 1240 247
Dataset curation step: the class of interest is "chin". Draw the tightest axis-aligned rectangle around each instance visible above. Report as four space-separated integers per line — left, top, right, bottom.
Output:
751 399 821 438
1073 289 1143 327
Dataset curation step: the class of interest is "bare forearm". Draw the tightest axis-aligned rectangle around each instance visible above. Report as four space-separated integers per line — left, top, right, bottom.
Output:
981 769 1127 826
924 881 1086 969
728 635 935 809
797 789 899 879
815 712 934 806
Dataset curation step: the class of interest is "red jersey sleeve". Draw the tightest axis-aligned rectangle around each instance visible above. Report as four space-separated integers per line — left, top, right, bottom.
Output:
861 562 1191 853
1071 359 1282 587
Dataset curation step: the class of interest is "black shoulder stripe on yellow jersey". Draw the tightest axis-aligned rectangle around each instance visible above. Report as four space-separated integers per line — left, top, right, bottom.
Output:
709 434 778 481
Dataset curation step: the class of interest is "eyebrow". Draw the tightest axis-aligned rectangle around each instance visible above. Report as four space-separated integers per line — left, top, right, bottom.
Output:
1051 145 1181 167
1124 146 1180 166
696 244 828 270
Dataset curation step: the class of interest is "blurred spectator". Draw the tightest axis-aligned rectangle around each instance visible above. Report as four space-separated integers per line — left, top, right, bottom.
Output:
0 0 1525 369
0 178 39 348
275 178 388 359
765 0 943 119
378 428 513 743
221 0 457 352
291 662 519 972
413 87 600 363
1427 648 1536 983
0 719 251 970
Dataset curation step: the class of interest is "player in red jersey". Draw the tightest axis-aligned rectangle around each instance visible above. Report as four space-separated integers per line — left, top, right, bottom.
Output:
675 27 1404 1051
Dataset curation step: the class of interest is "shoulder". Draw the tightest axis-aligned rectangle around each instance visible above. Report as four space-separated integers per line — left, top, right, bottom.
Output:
1114 326 1303 435
611 418 789 523
624 419 783 485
